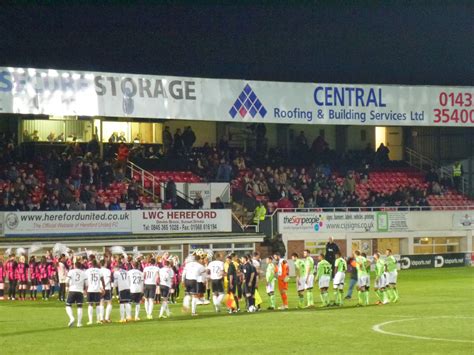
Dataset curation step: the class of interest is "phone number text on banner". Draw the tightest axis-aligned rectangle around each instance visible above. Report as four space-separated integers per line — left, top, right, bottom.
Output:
132 209 232 234
3 211 131 236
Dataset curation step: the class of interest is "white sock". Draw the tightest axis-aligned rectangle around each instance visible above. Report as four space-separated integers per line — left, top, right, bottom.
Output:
165 302 170 316
144 299 149 315
66 306 74 322
106 303 112 321
88 305 93 323
99 304 104 321
218 293 225 304
159 304 165 317
212 295 217 306
96 306 101 322
148 298 154 315
183 295 191 308
191 297 197 314
135 304 140 319
120 304 125 320
77 308 83 325
125 303 131 318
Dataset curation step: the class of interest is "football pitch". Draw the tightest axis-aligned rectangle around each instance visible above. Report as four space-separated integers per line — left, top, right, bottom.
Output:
0 268 473 354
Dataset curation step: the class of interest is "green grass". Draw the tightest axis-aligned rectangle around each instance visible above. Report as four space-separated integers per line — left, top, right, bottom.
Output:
1 268 473 354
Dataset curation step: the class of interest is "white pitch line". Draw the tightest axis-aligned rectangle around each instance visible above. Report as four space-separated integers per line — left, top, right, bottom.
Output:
372 317 474 344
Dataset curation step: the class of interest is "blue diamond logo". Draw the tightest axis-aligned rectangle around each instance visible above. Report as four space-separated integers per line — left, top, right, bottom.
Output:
249 91 257 103
249 106 257 117
229 84 267 119
229 106 238 118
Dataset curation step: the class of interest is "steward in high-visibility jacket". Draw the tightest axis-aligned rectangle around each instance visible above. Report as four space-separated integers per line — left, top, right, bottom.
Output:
453 162 462 177
253 201 267 224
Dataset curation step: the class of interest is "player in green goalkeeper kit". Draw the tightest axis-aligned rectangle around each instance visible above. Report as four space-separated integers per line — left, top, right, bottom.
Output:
373 252 389 305
265 256 276 310
385 249 399 302
315 254 332 307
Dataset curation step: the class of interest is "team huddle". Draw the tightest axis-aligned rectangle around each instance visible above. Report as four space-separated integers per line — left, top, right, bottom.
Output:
0 245 400 328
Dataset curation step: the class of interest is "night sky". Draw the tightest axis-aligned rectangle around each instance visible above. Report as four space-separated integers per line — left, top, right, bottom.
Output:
0 2 473 86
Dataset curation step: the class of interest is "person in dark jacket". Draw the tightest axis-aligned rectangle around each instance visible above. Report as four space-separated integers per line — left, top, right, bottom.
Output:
325 237 340 274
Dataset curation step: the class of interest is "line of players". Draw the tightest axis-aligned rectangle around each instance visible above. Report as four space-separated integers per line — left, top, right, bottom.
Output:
288 248 400 308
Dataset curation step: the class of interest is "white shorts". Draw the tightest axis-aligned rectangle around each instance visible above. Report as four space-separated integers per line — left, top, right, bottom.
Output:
375 275 386 289
266 280 275 294
318 275 330 289
357 275 370 288
305 274 315 290
297 277 305 292
333 272 345 288
387 271 398 284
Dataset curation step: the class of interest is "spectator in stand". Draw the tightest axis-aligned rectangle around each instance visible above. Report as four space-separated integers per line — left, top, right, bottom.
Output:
277 196 294 209
182 126 196 154
117 143 129 164
114 168 125 182
70 160 83 190
69 197 84 211
452 161 463 191
126 198 143 210
426 167 439 183
216 159 233 182
343 173 356 194
165 179 177 208
85 197 97 210
163 126 173 154
108 197 122 210
109 132 119 143
46 132 55 142
213 197 225 209
193 192 204 209
96 197 107 210
118 132 127 143
100 160 114 188
375 143 390 167
80 184 92 203
173 129 184 155
87 134 100 156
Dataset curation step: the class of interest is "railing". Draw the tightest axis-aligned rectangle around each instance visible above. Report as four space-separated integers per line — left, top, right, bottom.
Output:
128 161 161 199
405 147 468 194
231 211 258 233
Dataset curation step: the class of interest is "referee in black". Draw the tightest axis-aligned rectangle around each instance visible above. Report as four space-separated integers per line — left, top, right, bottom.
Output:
325 237 340 277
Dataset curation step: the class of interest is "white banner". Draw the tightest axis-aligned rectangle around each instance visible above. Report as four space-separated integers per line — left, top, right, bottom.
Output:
278 211 408 234
187 183 212 209
3 211 131 236
132 209 232 234
452 212 474 229
0 66 472 127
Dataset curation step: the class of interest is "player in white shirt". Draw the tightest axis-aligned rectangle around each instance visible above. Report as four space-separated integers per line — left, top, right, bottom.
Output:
207 253 225 312
99 259 113 323
181 255 206 316
181 255 197 312
128 262 144 321
113 263 131 323
85 259 104 325
158 260 174 319
65 261 86 328
143 258 160 320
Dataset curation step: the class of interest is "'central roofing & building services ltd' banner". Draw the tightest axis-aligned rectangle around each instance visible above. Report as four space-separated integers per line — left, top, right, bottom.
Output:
0 66 472 127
